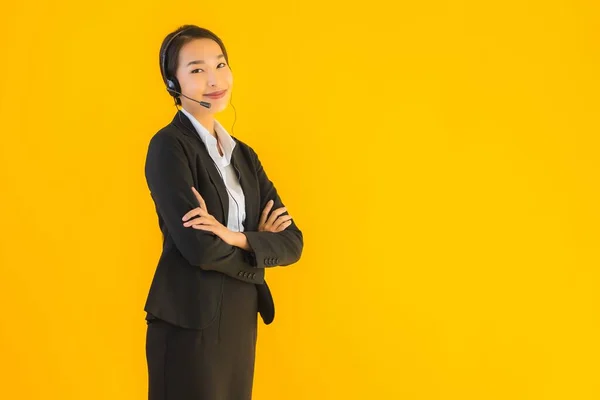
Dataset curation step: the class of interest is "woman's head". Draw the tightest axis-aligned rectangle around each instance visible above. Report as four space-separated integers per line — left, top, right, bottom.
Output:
159 25 233 114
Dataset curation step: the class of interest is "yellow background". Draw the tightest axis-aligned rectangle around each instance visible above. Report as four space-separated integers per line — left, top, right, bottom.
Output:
1 0 599 399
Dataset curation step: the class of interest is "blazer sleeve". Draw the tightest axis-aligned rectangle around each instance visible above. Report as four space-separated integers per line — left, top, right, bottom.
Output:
145 132 264 284
242 147 304 268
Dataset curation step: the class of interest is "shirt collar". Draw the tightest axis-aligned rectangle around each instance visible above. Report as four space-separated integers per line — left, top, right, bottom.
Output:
179 107 236 165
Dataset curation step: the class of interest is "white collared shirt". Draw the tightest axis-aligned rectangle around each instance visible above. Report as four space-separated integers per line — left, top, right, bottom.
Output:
180 107 247 232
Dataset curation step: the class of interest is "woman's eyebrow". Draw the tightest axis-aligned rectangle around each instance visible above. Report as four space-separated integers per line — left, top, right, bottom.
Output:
186 55 225 67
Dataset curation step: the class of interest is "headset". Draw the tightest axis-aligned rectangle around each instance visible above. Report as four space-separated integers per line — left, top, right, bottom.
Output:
160 27 212 109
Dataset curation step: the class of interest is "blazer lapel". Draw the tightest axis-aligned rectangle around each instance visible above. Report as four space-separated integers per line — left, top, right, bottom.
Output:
172 110 229 223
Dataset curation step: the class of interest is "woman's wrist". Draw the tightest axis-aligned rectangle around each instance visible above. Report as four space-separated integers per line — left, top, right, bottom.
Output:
233 232 252 251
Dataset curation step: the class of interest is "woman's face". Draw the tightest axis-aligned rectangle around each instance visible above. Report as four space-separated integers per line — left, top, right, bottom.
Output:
175 38 233 114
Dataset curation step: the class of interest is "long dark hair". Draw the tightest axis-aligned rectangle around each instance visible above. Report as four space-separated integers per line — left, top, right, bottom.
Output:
159 25 230 106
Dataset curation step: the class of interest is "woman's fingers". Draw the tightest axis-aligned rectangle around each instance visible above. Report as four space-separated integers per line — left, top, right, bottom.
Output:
191 222 217 235
192 217 212 226
259 202 290 232
260 215 292 233
274 215 293 228
259 200 274 228
266 206 287 227
182 188 209 223
273 215 293 231
183 216 205 227
191 187 208 211
275 220 293 232
182 206 209 222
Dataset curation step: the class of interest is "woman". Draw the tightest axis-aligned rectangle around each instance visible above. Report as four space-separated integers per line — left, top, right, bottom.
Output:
144 25 304 400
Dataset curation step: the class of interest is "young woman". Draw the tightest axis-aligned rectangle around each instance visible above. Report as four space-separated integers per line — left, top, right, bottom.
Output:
143 25 304 400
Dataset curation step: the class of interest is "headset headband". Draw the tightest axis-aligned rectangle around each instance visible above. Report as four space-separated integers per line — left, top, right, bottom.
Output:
160 27 193 86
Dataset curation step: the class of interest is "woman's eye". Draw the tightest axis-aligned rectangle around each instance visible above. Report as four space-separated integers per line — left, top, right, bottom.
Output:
191 63 226 73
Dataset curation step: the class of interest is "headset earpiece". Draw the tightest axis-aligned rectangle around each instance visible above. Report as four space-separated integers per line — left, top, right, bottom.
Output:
166 78 180 97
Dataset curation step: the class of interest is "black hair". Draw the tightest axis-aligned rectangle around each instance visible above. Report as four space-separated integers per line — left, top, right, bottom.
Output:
159 25 230 106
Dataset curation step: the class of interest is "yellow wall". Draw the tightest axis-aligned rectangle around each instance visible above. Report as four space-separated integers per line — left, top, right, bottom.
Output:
1 0 599 398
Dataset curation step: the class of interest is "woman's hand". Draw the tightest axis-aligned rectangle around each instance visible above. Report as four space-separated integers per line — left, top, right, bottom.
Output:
182 187 239 246
259 200 293 232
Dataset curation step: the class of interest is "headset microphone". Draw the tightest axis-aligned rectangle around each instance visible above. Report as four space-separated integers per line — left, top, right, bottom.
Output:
167 87 212 108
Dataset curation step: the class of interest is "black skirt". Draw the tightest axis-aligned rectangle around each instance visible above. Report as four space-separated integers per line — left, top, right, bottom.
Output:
145 275 258 400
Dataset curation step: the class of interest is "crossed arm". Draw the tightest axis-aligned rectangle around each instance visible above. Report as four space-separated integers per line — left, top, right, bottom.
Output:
144 133 303 283
182 188 292 252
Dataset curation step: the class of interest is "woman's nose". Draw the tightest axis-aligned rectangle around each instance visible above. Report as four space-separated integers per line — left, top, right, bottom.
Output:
207 70 218 86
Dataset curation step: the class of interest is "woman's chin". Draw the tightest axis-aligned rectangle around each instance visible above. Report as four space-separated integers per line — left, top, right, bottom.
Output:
208 101 228 113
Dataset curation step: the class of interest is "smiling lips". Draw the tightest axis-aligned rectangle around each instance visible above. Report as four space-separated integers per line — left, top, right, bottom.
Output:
203 90 227 99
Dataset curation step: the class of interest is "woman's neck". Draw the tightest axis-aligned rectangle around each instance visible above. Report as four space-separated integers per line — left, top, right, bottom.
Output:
186 108 216 139
190 110 222 155
197 115 216 139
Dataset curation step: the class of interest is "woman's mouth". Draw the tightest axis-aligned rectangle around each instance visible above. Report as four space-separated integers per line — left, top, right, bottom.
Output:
203 90 227 99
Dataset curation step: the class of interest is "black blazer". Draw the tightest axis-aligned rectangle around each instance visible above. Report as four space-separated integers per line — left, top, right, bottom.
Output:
143 110 303 329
